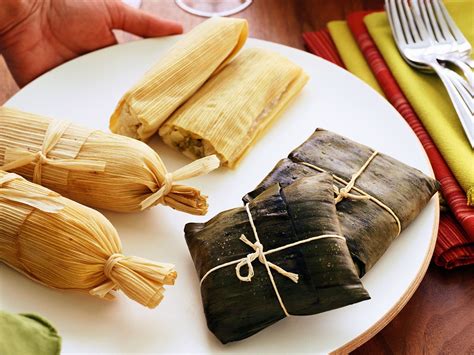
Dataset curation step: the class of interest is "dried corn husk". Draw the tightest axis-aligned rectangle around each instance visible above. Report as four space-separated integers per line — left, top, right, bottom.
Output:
0 171 176 308
0 107 219 214
110 17 249 141
159 48 309 168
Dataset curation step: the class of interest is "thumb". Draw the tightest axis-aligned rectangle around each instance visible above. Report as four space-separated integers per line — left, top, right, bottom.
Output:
110 3 183 37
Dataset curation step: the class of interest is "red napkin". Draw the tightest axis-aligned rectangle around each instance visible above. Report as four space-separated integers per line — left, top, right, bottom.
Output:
302 29 345 68
303 15 474 269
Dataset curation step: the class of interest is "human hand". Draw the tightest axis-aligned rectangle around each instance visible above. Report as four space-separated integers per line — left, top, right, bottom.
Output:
0 0 183 87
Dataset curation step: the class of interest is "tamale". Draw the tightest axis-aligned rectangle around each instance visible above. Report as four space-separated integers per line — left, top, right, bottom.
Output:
243 129 439 275
0 171 176 308
159 48 309 168
0 107 219 214
185 174 369 344
110 17 249 141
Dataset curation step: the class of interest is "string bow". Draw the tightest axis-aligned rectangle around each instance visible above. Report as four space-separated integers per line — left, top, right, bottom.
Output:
235 234 299 283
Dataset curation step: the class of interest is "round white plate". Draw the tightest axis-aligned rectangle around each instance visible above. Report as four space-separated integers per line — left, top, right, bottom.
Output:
2 37 438 354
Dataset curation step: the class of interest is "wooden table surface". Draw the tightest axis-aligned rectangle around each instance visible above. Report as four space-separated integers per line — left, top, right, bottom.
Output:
1 0 473 353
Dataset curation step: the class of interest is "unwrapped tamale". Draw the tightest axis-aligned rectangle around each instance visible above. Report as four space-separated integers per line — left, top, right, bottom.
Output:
159 48 309 168
185 174 369 343
0 171 176 308
110 17 248 141
0 107 219 214
243 129 439 275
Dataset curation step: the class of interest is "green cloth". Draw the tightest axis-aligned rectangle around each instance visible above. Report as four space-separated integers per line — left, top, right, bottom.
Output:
0 312 61 355
328 20 385 96
364 0 474 204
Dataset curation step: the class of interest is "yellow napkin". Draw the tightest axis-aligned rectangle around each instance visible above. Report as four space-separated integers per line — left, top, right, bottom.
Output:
364 1 474 204
328 20 384 96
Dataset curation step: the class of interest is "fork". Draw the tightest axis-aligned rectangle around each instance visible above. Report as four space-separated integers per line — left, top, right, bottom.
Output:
417 0 473 88
386 0 474 147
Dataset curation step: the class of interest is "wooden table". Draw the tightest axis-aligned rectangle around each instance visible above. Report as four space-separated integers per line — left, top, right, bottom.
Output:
1 1 473 353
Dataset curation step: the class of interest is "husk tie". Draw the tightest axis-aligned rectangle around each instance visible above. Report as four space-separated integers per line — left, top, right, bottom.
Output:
0 120 106 184
90 253 177 308
141 155 220 211
0 173 63 213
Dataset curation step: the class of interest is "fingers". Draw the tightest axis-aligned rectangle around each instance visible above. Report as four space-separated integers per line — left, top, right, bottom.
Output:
110 2 183 37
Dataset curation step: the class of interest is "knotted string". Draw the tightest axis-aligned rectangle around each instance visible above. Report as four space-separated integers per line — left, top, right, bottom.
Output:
200 203 345 317
0 173 64 213
140 155 220 210
300 151 402 236
104 253 125 280
0 120 106 185
235 235 299 283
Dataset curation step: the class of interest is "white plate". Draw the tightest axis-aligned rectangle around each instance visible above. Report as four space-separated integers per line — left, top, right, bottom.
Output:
2 37 438 354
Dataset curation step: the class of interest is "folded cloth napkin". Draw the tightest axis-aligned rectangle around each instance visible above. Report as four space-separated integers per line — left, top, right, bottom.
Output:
363 1 474 205
0 311 61 355
302 29 345 68
303 15 474 268
327 21 384 96
435 213 474 269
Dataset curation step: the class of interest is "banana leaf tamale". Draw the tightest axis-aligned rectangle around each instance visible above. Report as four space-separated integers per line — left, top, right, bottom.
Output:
0 171 176 308
0 107 219 214
243 129 439 275
110 17 248 141
159 48 309 168
185 174 369 344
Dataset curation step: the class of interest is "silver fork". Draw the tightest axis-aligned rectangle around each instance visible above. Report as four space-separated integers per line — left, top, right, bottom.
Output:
386 0 474 147
417 0 473 88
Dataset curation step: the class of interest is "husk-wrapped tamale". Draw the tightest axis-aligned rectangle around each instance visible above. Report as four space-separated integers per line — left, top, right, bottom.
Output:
159 48 309 168
110 17 248 141
0 107 219 214
185 174 369 343
0 171 176 308
243 129 439 275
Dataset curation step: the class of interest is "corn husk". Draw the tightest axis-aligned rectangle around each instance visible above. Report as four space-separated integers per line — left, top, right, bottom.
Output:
0 171 176 308
110 17 249 141
159 48 309 168
0 107 219 214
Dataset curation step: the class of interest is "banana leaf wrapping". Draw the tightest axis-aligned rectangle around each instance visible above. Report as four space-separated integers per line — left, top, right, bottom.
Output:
185 173 369 343
243 129 439 275
0 171 176 308
0 107 219 214
159 48 309 168
110 17 248 141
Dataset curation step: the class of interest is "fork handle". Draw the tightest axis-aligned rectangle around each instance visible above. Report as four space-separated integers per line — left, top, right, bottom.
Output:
430 61 474 148
440 57 474 90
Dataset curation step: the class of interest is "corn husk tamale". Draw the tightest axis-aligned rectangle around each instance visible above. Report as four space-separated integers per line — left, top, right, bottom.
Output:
0 171 176 308
159 48 309 168
243 129 439 275
185 174 369 343
110 17 249 141
0 107 219 214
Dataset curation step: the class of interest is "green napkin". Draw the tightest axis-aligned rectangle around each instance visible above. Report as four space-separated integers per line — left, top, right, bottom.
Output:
364 0 474 204
327 20 385 96
0 311 61 355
